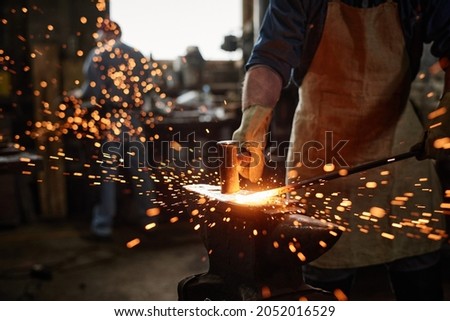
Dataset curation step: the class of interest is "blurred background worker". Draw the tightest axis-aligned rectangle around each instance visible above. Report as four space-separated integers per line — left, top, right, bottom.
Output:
74 19 157 241
232 0 450 300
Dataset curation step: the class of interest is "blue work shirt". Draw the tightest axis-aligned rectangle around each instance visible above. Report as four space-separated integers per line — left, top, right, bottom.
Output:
247 0 450 87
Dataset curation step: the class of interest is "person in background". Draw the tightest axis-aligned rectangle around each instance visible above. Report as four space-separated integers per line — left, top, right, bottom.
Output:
75 19 157 241
232 0 450 300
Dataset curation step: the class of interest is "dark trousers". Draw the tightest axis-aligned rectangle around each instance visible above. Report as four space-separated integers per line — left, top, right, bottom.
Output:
304 251 444 300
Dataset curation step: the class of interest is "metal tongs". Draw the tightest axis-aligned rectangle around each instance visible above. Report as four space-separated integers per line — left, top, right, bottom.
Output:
267 143 423 197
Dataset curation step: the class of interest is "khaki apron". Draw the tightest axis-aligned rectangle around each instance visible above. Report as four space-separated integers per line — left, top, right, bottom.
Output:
286 0 445 268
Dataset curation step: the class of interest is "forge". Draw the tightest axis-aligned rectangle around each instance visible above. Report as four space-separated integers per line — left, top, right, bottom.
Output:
178 184 343 300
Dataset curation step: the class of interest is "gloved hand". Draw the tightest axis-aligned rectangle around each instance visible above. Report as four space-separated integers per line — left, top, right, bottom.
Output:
425 92 450 159
232 104 272 183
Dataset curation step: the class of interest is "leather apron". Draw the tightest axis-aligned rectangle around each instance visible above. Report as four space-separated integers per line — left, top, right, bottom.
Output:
286 0 445 268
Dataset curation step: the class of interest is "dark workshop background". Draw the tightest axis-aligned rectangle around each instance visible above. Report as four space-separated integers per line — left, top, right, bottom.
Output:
0 0 449 301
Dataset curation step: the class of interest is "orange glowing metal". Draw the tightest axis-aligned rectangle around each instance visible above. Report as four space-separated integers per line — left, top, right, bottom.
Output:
232 188 286 206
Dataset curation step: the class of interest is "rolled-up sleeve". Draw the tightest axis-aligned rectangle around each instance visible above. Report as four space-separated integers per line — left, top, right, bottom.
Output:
247 0 310 85
423 0 450 59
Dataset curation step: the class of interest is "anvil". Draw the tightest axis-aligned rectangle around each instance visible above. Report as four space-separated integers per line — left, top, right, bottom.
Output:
178 184 342 300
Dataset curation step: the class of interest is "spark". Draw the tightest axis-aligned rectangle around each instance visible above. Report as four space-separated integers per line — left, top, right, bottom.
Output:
145 223 156 230
365 182 377 189
126 238 140 248
369 207 387 218
334 289 348 301
381 232 395 240
428 234 442 241
428 106 447 120
261 286 271 299
146 207 160 217
288 243 297 253
297 252 306 262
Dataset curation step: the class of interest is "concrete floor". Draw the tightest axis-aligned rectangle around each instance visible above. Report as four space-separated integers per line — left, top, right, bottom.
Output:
1 216 449 301
0 220 208 301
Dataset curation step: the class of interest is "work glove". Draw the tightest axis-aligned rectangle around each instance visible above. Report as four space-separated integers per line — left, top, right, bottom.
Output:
424 92 450 159
232 104 272 183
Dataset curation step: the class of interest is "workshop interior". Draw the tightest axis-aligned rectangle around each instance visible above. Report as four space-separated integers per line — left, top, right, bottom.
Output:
0 0 450 301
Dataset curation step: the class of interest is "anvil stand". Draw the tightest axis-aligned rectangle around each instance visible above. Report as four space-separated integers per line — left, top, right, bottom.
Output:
178 141 342 300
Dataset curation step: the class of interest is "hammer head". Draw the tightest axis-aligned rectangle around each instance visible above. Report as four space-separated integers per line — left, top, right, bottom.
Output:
217 140 240 194
217 140 263 194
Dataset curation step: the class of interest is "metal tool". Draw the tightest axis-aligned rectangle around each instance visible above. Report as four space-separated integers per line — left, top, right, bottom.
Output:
269 148 420 196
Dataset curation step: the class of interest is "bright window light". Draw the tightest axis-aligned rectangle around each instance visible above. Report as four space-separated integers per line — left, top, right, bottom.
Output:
110 0 243 61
